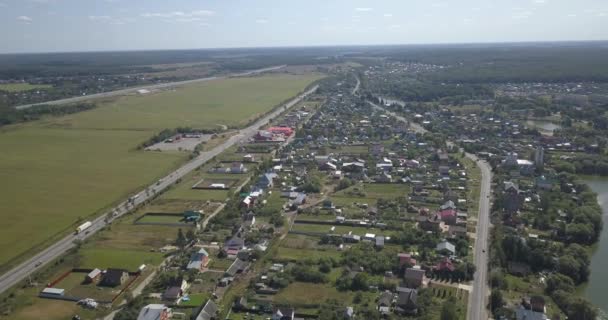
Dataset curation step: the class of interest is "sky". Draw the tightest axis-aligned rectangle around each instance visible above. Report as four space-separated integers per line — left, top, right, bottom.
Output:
1 0 608 53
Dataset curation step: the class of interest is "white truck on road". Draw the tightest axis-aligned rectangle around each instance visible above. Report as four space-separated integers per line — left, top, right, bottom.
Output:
75 221 92 234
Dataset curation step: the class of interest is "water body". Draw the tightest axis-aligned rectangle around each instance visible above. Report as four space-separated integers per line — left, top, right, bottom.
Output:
582 176 608 317
525 119 562 135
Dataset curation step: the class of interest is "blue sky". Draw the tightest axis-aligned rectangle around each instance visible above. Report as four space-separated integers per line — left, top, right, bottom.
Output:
2 0 608 53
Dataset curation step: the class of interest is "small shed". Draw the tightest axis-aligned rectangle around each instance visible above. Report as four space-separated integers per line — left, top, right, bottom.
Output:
85 268 102 283
41 287 65 296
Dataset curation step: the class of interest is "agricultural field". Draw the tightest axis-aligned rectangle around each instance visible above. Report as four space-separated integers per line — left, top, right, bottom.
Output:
50 73 323 131
0 73 319 270
0 83 52 92
0 127 185 269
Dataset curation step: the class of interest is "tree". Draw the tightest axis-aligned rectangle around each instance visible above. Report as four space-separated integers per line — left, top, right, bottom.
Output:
175 228 187 247
490 289 504 314
440 297 458 320
557 255 582 283
567 298 597 320
186 229 196 241
545 273 575 294
351 272 369 291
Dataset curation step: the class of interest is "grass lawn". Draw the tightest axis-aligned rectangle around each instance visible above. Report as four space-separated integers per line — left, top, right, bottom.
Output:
274 247 341 261
180 293 210 307
4 298 100 320
79 247 164 271
274 282 349 306
333 182 410 199
138 214 185 224
0 83 52 92
291 222 396 237
208 258 234 271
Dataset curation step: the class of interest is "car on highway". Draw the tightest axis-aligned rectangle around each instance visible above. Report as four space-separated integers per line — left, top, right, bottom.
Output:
34 261 42 267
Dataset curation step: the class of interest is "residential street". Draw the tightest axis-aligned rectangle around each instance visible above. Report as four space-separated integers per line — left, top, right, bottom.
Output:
0 84 318 295
369 100 492 320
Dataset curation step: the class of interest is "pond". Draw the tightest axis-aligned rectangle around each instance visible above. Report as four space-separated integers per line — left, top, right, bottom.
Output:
525 119 562 134
581 176 608 318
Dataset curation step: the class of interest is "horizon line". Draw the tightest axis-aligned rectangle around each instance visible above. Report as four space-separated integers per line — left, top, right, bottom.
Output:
2 39 608 55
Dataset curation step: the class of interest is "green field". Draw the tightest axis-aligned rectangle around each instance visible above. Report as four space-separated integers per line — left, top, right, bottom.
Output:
138 214 185 224
0 73 321 269
274 247 340 261
0 127 185 268
79 247 164 271
50 74 323 131
0 83 52 92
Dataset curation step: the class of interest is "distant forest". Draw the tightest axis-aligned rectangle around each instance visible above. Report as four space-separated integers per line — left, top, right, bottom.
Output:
382 42 608 83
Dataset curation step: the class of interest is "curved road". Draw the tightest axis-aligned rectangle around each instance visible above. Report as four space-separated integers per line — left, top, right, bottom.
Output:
368 100 492 320
14 65 286 110
0 84 318 294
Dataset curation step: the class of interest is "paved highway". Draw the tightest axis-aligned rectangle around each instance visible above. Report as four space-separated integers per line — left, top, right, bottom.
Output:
0 84 318 295
14 65 286 110
468 154 492 320
368 101 492 320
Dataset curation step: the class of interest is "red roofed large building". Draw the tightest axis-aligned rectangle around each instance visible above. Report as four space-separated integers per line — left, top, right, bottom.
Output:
268 127 293 136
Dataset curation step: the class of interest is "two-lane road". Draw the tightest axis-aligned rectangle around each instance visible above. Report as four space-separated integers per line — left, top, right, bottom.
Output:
368 100 492 320
0 84 318 295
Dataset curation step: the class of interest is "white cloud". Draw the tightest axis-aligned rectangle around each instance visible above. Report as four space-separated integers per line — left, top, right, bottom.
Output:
255 19 269 24
567 13 577 17
383 13 393 17
17 15 33 23
88 15 134 25
533 0 547 4
599 12 607 17
175 17 202 23
512 9 533 19
141 10 215 19
355 7 373 12
88 15 112 21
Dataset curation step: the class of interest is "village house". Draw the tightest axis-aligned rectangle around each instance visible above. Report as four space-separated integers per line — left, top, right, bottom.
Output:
436 240 456 256
100 268 129 287
84 268 102 283
434 258 456 273
195 300 218 320
398 253 417 268
404 267 426 288
395 287 418 315
186 248 210 272
515 296 549 320
272 307 295 320
225 258 249 277
377 291 394 315
137 304 172 320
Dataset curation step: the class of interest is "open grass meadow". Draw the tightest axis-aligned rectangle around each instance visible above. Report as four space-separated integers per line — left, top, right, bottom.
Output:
0 83 52 92
0 126 185 269
0 73 320 270
49 73 324 131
